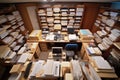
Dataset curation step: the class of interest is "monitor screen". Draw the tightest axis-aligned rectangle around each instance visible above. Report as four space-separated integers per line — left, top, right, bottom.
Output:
52 47 62 54
68 28 74 34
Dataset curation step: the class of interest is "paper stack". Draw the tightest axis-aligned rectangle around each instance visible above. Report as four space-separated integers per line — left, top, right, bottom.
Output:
0 45 11 59
79 29 94 42
28 30 42 41
87 47 102 56
91 56 114 72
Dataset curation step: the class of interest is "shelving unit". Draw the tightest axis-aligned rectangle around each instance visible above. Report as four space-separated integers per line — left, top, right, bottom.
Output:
37 4 84 32
93 7 120 52
0 5 28 52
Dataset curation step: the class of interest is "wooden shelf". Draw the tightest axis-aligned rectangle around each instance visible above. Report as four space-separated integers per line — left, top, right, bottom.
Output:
37 4 84 32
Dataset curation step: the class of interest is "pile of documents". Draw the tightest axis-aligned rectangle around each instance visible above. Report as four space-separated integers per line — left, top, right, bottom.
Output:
87 47 102 56
0 45 11 59
29 60 60 78
68 34 77 41
28 30 42 41
0 15 7 24
71 60 83 80
108 29 120 41
80 61 101 80
91 56 115 72
79 29 94 42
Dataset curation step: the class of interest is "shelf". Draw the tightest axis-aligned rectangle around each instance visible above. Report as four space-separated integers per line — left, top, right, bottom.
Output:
37 4 84 31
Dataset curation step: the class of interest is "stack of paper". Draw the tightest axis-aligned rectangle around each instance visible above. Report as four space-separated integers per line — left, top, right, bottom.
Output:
28 30 42 41
52 61 60 77
68 34 77 41
10 64 21 73
110 49 120 61
0 45 11 59
0 15 7 24
6 52 16 60
17 53 29 63
71 60 83 80
94 33 102 43
47 12 53 16
87 47 102 56
29 60 45 77
53 8 60 12
61 12 68 16
6 15 15 21
44 60 54 76
80 61 101 80
47 17 54 23
61 20 67 26
54 24 61 30
79 29 94 40
38 9 46 16
17 47 26 54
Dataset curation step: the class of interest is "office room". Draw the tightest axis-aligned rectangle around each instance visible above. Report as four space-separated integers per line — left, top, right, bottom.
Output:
0 0 120 80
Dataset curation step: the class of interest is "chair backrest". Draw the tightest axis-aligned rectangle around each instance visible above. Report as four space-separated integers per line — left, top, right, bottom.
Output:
65 44 78 51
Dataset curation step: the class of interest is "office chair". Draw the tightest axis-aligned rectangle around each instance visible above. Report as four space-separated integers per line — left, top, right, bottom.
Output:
65 44 78 60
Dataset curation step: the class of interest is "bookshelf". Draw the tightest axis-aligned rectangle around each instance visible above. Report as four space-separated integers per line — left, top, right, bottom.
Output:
93 7 120 52
93 7 120 77
0 5 28 52
37 4 84 32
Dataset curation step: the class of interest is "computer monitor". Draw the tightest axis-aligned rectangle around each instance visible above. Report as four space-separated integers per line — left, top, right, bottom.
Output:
52 47 63 54
67 27 74 34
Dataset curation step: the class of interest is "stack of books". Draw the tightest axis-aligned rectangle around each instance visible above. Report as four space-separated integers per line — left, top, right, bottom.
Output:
28 30 42 41
79 29 94 42
91 56 115 73
87 47 102 56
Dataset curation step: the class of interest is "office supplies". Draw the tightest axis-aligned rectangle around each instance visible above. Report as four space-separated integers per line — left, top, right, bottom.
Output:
24 62 32 79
